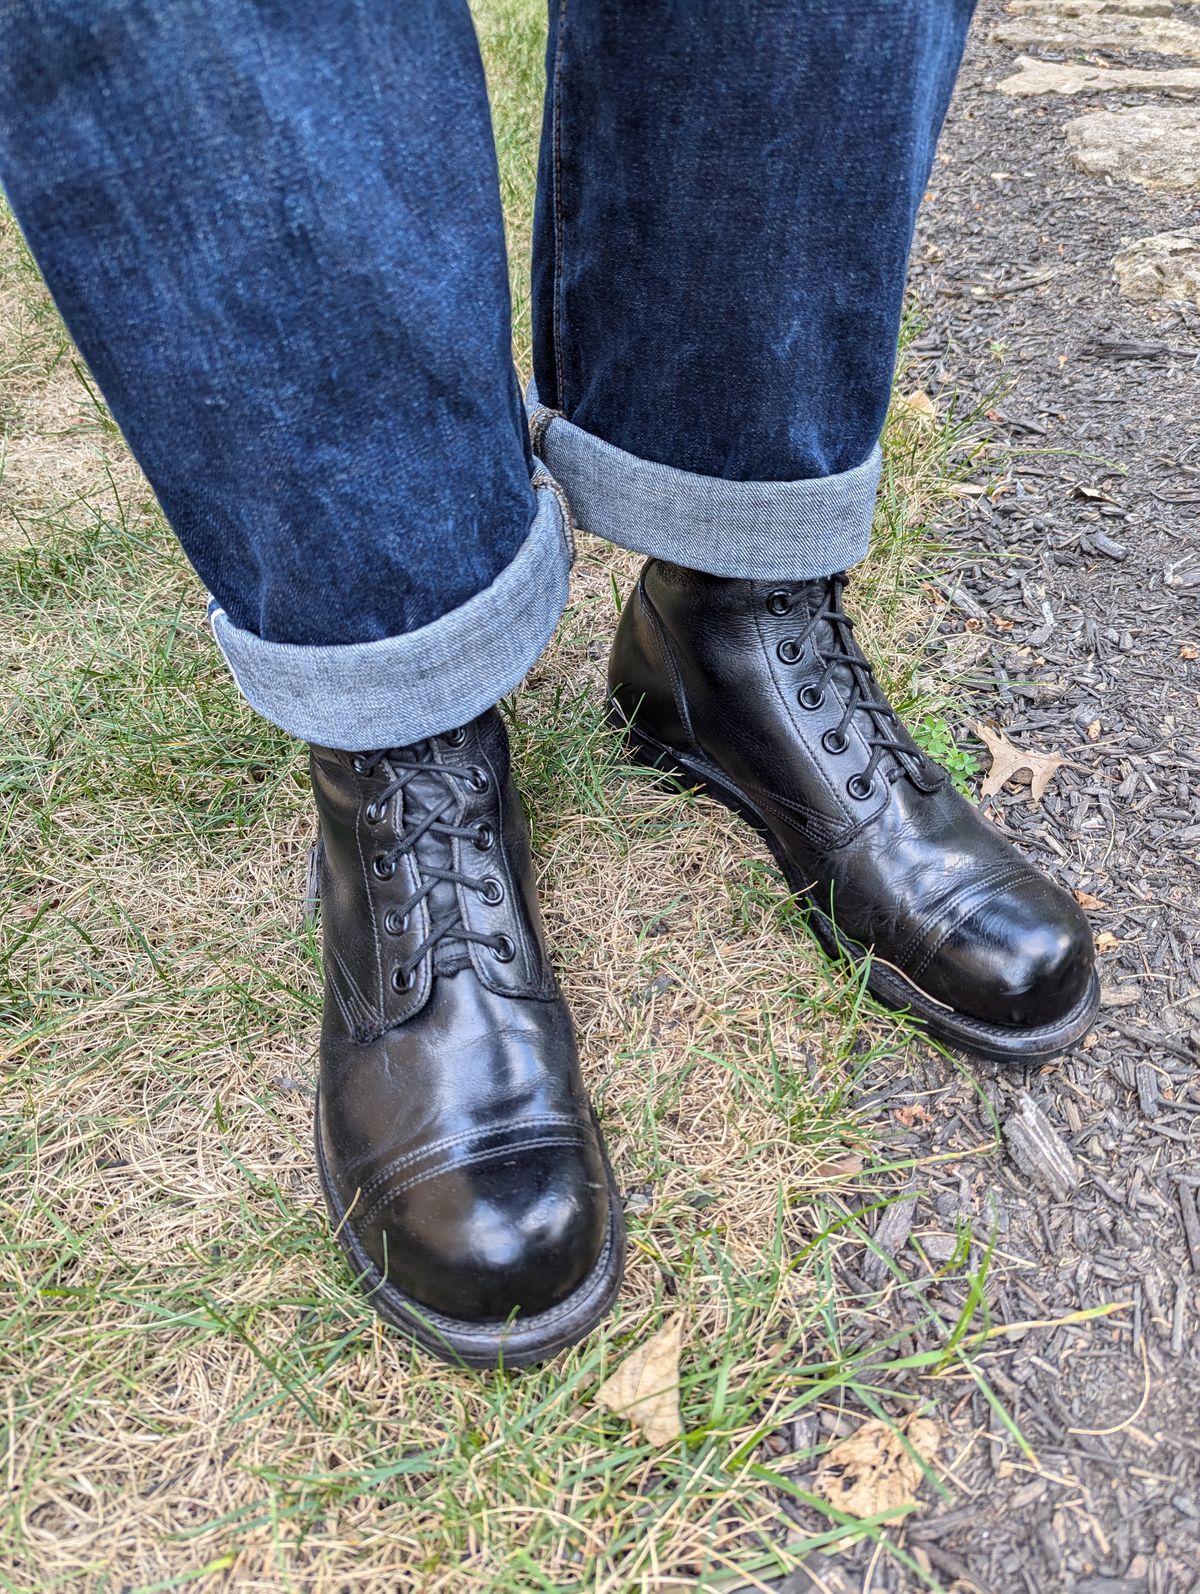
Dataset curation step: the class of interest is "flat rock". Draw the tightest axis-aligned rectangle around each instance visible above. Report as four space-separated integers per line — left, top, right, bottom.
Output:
994 13 1200 54
1007 0 1176 14
997 52 1200 91
1002 1092 1080 1200
1113 226 1200 301
1065 106 1200 187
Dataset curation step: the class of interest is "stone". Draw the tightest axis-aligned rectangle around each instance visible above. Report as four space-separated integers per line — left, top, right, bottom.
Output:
1065 106 1200 188
993 14 1200 56
1113 227 1200 303
997 52 1200 93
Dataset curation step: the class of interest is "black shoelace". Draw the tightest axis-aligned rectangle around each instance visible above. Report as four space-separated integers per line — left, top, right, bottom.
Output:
766 574 928 796
354 732 514 990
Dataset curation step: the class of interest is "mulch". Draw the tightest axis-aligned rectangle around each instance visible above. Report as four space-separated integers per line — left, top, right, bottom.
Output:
767 3 1200 1588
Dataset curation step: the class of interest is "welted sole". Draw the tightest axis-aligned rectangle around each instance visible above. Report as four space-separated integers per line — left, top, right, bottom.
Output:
611 704 1101 1065
315 1100 626 1369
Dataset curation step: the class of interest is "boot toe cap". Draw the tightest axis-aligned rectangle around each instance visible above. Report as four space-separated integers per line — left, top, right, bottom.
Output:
940 877 1096 1029
359 1137 611 1324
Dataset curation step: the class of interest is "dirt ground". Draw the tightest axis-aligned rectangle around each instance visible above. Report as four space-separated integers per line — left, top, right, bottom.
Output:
773 5 1200 1591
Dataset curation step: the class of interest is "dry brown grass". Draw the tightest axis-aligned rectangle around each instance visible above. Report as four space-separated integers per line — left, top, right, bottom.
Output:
0 5 991 1589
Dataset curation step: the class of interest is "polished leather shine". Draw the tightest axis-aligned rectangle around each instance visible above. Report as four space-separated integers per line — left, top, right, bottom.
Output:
310 709 619 1360
609 560 1099 1057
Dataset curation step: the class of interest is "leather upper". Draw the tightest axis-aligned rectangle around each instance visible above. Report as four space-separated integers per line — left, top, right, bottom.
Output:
311 710 610 1322
609 560 1095 1029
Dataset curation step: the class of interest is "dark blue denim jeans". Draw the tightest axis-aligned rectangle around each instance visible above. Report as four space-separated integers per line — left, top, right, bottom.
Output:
0 0 974 749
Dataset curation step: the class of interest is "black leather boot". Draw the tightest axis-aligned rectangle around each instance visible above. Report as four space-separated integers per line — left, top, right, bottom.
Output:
309 709 624 1367
609 561 1099 1063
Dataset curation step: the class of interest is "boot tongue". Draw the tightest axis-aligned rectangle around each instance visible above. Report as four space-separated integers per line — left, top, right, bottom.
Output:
394 761 473 978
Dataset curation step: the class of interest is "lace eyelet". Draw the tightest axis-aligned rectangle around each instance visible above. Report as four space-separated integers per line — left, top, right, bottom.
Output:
473 822 495 852
391 965 415 992
798 685 825 711
364 801 383 824
372 854 397 879
383 909 409 935
822 730 849 756
466 766 489 793
491 934 516 963
765 590 792 616
443 727 467 748
351 755 371 774
777 639 803 665
847 773 874 801
480 877 504 906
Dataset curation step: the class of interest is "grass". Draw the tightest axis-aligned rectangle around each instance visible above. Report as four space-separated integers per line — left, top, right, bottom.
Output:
1 5 1002 1590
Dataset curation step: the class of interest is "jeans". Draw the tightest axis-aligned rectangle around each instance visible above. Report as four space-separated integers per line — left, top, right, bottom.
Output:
0 0 974 750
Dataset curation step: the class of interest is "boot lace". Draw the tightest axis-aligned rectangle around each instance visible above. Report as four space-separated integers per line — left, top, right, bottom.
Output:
766 574 929 797
354 731 513 989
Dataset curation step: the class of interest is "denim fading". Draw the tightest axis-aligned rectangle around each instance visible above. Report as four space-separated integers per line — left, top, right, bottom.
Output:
0 0 975 751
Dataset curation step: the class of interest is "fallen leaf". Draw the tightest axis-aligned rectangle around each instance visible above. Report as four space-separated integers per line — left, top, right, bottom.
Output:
1181 644 1198 661
1071 484 1116 505
595 1316 683 1446
991 615 1014 631
973 722 1066 803
897 390 937 425
1085 719 1101 742
1096 931 1120 953
813 1416 941 1520
810 1152 866 1183
896 1104 933 1128
1074 890 1106 911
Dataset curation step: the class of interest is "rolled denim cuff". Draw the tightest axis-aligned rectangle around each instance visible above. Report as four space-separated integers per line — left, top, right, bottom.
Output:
209 477 572 750
527 382 879 580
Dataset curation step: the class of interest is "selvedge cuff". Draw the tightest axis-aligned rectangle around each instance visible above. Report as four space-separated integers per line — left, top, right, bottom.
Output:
209 477 572 750
527 380 879 581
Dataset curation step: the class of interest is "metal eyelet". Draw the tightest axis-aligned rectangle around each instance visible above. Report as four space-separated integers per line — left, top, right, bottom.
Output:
351 755 370 774
466 766 489 793
474 822 495 852
822 730 849 756
798 685 825 711
391 966 415 992
765 590 792 616
777 639 803 665
847 773 874 801
443 727 467 748
491 934 516 963
383 909 409 935
372 854 397 879
480 877 504 906
364 801 383 824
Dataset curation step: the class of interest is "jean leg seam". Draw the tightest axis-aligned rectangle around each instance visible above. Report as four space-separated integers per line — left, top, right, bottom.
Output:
550 0 570 414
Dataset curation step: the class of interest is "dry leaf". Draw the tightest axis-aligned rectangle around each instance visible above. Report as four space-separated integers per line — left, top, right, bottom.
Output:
1181 644 1198 661
1071 484 1116 504
814 1416 941 1520
896 1104 933 1128
810 1152 866 1183
973 722 1066 803
1096 931 1120 953
1085 719 1101 742
897 390 937 425
595 1316 683 1446
1074 889 1106 911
